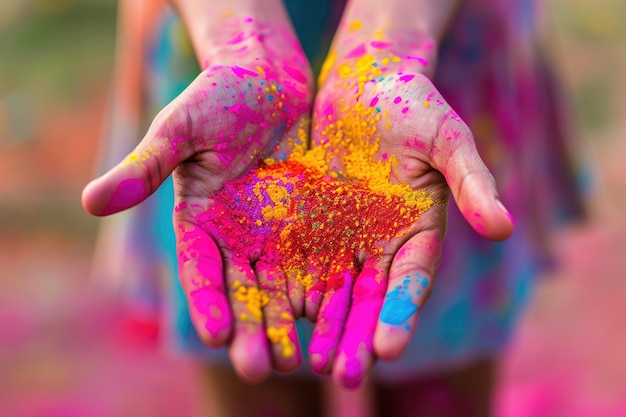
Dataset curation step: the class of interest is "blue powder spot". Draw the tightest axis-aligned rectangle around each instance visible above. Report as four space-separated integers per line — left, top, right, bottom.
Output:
417 289 422 295
268 95 274 101
379 77 385 81
260 80 265 85
372 62 378 67
247 83 253 87
281 122 286 127
376 107 381 113
380 288 418 325
277 86 283 91
403 279 410 285
421 278 429 289
283 107 288 112
274 128 280 134
404 324 411 331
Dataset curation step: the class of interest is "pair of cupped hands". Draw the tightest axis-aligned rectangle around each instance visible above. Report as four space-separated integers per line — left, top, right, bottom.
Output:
82 37 513 388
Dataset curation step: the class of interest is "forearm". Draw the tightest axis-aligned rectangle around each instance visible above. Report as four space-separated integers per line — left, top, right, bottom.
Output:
169 0 306 71
325 0 463 79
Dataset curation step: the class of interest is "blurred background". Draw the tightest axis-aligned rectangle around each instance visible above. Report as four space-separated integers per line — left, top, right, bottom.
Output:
0 0 624 416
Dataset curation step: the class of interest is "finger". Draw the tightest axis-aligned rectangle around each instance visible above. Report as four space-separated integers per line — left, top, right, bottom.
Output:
286 270 305 320
308 270 355 375
374 228 443 360
224 255 272 383
175 209 232 348
332 259 388 389
304 269 326 322
256 266 301 373
82 105 194 216
431 111 514 241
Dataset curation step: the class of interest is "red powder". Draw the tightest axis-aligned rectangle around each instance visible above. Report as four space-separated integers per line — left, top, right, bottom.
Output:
196 160 432 293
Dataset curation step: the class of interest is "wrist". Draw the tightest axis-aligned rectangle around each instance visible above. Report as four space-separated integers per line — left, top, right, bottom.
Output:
174 0 311 81
323 25 439 83
319 0 463 84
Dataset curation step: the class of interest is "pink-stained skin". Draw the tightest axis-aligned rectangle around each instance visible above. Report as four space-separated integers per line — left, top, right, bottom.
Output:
176 216 232 345
309 271 355 374
190 287 231 340
100 178 146 216
331 264 386 388
81 6 315 382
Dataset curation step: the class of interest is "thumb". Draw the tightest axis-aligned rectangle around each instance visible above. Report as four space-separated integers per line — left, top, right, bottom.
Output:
82 105 193 216
431 110 514 241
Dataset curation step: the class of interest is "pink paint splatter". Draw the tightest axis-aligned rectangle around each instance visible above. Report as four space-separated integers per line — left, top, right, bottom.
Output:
226 32 246 45
402 107 409 113
399 74 415 83
321 102 334 118
346 43 367 59
282 64 308 84
393 96 402 104
102 178 145 215
370 41 392 50
231 66 258 79
406 55 429 66
369 96 379 107
190 287 231 339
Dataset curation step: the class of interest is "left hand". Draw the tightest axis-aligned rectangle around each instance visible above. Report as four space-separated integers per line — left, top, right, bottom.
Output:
306 54 514 387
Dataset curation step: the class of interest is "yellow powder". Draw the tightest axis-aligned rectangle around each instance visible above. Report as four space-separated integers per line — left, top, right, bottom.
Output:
266 326 295 357
231 280 269 321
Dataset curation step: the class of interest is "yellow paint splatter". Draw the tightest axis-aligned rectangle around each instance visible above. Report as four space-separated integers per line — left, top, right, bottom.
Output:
348 20 362 31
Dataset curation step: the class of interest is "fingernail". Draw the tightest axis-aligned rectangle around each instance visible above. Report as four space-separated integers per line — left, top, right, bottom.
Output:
496 199 515 225
342 358 363 389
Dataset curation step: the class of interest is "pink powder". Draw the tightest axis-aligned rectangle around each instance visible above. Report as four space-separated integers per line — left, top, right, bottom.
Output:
282 64 308 84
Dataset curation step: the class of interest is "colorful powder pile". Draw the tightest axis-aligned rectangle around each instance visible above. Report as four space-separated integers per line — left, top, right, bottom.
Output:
198 95 434 297
198 158 432 293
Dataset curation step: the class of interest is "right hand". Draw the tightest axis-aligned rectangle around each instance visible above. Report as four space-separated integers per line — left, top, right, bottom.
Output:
82 59 313 381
